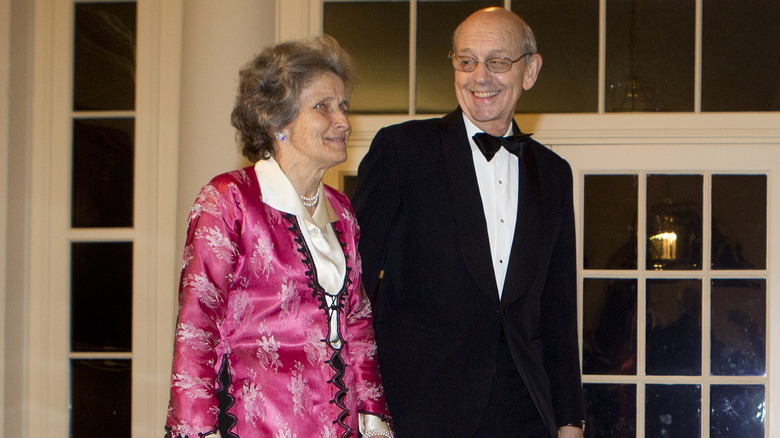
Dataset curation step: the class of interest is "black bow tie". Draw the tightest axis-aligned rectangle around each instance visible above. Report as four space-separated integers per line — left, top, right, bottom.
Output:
472 132 532 161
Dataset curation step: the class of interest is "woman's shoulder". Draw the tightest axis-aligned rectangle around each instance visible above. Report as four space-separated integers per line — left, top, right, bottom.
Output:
193 166 260 212
207 166 257 191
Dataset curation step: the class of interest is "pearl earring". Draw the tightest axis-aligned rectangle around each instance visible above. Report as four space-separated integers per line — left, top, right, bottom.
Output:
274 131 286 141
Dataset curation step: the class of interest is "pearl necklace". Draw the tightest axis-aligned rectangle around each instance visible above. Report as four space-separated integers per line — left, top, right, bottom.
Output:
300 185 321 208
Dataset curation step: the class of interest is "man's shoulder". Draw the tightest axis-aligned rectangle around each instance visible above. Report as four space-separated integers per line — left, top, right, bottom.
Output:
378 115 447 136
525 137 572 174
376 109 460 137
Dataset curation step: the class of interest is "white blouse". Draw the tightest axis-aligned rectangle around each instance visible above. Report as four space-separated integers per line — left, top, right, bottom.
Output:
254 157 391 437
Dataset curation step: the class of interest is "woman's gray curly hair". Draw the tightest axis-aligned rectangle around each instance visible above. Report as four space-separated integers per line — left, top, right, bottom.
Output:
231 35 357 162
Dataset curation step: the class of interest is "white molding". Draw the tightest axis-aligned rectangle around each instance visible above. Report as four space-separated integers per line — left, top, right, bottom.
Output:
27 1 185 436
152 0 184 431
28 0 62 434
340 113 780 147
0 0 9 432
134 0 183 435
770 162 779 438
47 0 73 434
324 111 780 190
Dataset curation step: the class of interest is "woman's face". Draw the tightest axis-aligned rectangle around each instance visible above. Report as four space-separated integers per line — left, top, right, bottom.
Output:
279 71 351 173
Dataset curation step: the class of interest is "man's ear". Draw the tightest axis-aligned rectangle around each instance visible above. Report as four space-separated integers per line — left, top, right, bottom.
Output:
522 53 543 91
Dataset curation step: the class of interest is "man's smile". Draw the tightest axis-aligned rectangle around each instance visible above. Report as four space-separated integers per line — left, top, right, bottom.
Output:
472 90 500 98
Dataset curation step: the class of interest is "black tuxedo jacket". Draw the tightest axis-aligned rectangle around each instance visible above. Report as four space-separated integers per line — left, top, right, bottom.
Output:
352 108 584 437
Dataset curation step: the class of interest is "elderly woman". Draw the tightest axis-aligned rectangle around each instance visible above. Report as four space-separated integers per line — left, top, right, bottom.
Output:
164 36 392 438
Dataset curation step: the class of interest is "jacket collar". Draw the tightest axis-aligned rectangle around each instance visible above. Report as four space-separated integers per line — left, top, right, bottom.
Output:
440 108 500 303
254 157 337 226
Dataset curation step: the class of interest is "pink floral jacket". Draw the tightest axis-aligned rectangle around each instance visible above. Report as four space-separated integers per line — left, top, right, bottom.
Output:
165 167 389 438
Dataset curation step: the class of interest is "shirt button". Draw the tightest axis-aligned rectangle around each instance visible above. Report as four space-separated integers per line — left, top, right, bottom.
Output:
499 259 504 264
500 219 505 224
498 180 503 185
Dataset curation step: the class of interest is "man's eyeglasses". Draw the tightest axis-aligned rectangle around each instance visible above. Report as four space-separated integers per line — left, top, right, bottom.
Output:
449 52 534 73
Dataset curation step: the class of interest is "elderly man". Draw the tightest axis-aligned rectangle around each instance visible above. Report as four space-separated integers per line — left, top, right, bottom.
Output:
352 7 585 438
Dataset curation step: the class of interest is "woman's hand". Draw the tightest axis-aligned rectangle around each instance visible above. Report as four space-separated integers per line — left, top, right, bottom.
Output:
558 425 584 438
363 428 393 438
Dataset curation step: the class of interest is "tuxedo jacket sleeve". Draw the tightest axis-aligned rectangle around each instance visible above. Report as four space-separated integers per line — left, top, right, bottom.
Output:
352 109 584 436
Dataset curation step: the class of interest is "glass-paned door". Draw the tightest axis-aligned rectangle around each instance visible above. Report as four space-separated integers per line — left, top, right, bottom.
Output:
556 143 776 437
319 1 780 114
70 2 136 437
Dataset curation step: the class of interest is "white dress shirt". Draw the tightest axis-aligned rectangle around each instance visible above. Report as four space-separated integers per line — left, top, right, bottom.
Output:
463 115 519 298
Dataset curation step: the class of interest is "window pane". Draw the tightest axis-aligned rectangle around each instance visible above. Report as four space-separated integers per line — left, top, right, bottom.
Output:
512 0 599 113
583 279 637 375
711 279 766 377
712 175 767 270
702 1 780 111
645 384 701 437
584 384 636 437
605 0 694 112
416 0 501 114
324 1 409 113
646 175 702 270
72 118 135 228
74 2 136 111
71 242 133 352
584 175 637 269
71 359 131 438
710 385 765 437
646 279 701 376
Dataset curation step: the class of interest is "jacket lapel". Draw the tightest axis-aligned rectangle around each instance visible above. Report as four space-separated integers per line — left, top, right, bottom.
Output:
501 137 543 308
440 109 500 303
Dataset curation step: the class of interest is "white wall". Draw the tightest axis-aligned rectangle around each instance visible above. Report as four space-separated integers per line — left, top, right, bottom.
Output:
1 1 277 434
167 0 277 428
0 0 9 430
176 0 275 248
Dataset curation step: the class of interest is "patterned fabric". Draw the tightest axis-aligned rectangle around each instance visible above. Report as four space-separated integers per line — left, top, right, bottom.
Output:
165 167 389 438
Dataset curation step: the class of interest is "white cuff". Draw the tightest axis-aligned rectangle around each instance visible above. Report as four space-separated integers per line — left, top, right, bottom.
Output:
359 413 392 437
